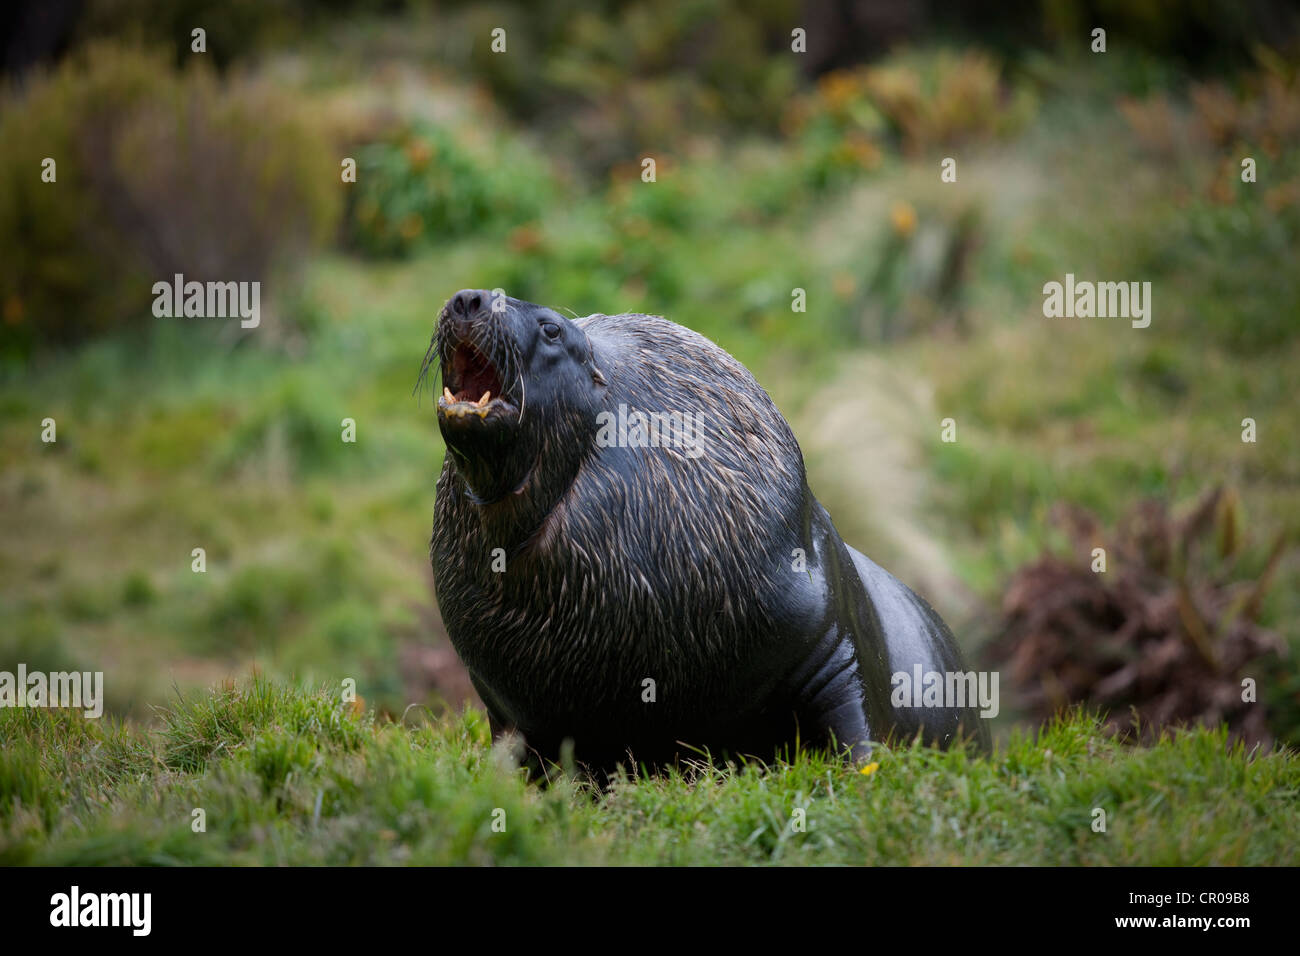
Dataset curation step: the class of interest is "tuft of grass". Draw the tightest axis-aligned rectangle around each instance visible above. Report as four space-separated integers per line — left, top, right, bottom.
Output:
154 675 370 774
1 681 1296 865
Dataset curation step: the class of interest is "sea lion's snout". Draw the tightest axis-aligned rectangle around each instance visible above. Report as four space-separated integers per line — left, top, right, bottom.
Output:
447 288 486 318
436 288 520 423
443 288 492 339
432 288 538 505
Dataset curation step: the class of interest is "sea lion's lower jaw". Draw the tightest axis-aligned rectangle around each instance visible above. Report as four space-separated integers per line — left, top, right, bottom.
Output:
437 391 519 424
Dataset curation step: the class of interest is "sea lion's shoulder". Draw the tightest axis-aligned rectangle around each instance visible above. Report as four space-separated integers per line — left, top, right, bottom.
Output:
576 311 716 349
577 312 761 390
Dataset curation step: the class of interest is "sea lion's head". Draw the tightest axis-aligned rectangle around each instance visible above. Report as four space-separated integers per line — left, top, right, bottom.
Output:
428 288 606 506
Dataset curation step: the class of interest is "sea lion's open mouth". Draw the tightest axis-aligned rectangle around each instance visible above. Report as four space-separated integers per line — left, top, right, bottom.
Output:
438 342 517 421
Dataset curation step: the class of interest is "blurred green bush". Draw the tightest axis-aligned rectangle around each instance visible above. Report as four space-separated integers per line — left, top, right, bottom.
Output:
214 373 351 477
0 43 341 358
347 119 557 257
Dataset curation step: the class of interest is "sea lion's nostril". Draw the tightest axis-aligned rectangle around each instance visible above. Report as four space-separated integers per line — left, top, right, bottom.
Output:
449 290 487 319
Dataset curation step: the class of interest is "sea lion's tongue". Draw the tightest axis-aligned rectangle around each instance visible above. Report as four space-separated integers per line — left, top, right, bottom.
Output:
450 343 503 403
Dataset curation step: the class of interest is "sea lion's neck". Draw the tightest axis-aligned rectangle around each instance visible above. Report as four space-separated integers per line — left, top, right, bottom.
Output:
455 446 586 552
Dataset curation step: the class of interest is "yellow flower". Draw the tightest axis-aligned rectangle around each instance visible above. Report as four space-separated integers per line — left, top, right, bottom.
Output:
889 201 917 238
859 761 880 776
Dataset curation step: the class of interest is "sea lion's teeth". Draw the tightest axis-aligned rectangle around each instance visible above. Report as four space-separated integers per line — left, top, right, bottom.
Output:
443 387 454 402
478 391 491 405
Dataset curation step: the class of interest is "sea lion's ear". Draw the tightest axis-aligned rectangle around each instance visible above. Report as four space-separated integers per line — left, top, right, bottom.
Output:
581 325 607 385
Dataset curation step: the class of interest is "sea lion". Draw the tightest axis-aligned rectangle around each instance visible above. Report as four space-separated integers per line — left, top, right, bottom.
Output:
426 289 989 773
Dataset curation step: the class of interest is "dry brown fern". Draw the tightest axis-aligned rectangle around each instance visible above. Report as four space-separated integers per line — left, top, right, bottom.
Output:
987 487 1288 748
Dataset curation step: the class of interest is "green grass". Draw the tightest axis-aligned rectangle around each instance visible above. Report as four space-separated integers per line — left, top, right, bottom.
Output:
1 679 1296 866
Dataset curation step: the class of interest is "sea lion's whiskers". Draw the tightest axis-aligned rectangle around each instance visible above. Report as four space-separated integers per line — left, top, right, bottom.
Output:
413 333 440 402
505 338 526 423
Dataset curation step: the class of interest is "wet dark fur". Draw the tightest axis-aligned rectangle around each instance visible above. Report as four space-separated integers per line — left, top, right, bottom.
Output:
429 290 989 773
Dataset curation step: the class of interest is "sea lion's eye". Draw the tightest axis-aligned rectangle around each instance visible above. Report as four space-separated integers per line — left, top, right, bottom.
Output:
541 321 561 341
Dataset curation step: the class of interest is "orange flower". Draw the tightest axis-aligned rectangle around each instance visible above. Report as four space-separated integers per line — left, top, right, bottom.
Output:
818 70 861 112
508 223 543 253
846 135 882 170
405 139 434 171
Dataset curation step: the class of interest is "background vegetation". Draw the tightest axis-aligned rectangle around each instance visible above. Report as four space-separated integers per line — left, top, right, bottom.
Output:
1 0 1297 863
